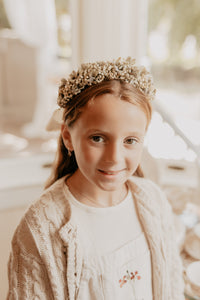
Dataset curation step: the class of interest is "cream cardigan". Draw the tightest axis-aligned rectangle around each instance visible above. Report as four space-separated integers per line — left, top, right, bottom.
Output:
7 176 185 300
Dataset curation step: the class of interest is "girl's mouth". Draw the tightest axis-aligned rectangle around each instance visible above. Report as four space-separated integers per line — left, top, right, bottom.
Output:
98 169 122 175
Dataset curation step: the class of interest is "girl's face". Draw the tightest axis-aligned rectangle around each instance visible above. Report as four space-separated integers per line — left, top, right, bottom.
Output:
62 94 147 193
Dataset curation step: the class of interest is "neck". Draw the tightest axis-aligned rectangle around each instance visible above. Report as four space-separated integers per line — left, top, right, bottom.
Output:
66 171 128 208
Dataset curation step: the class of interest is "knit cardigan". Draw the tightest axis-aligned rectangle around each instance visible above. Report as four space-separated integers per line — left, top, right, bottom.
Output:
7 175 185 300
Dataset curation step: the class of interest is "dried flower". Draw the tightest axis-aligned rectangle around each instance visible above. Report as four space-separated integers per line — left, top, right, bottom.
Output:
57 57 156 108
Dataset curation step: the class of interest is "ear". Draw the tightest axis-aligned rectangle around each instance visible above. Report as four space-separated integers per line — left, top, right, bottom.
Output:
61 124 74 151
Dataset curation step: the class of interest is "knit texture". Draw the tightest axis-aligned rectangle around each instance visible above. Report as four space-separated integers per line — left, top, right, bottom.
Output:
7 176 185 300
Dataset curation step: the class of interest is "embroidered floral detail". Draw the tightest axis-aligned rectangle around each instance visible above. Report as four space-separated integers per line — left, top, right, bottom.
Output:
119 270 141 299
119 270 141 287
119 275 128 288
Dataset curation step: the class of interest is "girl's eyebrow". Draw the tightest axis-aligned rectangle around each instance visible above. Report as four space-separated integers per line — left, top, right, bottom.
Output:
86 128 145 137
86 129 107 133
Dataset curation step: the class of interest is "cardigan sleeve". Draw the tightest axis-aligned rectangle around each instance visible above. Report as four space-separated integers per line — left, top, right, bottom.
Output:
7 218 54 300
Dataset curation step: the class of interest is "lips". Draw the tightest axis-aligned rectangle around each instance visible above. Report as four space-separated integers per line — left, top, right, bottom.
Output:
98 169 122 175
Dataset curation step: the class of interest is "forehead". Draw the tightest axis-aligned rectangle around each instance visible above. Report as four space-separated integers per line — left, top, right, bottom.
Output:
74 94 147 134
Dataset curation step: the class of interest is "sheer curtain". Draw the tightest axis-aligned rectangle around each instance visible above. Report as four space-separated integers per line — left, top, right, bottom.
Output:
3 0 58 137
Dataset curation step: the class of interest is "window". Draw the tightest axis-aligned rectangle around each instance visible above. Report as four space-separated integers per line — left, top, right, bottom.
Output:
146 0 200 161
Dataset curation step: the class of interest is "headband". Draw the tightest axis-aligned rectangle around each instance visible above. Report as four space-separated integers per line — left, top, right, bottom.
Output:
57 57 156 108
46 57 156 131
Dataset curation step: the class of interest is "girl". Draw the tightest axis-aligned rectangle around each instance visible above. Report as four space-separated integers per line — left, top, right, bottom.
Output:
7 57 184 300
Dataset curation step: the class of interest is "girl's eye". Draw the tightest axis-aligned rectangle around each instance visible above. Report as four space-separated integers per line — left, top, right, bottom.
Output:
124 138 138 145
91 136 104 143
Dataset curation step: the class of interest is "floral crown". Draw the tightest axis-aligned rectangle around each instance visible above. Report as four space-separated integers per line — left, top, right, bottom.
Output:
57 57 156 108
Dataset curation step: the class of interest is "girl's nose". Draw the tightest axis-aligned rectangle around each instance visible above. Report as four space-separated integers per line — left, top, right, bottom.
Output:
104 142 122 164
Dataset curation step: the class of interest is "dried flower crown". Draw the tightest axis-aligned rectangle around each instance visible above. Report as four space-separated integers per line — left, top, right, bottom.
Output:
57 57 156 108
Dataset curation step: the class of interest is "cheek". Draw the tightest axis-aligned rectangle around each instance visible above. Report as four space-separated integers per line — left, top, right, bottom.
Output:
137 146 144 160
127 146 144 165
83 151 97 164
77 143 102 164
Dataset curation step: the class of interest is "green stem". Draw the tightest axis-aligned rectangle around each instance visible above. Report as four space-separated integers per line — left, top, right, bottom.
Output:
131 279 136 300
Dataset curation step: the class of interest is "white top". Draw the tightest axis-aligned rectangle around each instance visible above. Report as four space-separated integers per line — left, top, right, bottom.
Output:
64 184 153 300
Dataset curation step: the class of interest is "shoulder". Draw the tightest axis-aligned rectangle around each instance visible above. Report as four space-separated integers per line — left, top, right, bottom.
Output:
128 176 172 216
128 175 165 199
26 176 70 222
14 176 71 244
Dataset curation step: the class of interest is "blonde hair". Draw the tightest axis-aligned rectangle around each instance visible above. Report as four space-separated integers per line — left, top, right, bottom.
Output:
45 80 152 189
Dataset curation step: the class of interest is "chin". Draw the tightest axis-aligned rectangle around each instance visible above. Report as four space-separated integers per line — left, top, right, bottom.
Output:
96 181 126 192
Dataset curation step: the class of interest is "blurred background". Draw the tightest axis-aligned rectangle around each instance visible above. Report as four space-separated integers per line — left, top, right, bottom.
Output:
0 0 200 299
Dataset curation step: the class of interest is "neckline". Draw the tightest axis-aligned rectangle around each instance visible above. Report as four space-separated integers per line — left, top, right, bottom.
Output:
63 181 133 214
